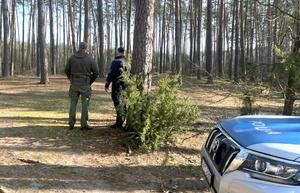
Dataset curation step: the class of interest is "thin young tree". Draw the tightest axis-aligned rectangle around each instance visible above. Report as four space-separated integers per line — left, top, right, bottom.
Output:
175 0 182 82
68 0 76 53
21 0 25 72
196 0 202 80
234 0 239 83
114 0 119 52
98 0 105 77
126 0 131 55
240 0 246 78
217 0 225 78
10 0 16 76
106 0 111 64
205 0 213 84
49 0 56 75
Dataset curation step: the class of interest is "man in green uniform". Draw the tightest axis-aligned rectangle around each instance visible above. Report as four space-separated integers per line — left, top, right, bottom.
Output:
65 42 99 130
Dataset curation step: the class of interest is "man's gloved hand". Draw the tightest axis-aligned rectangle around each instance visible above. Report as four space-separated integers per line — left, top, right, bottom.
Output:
105 82 110 93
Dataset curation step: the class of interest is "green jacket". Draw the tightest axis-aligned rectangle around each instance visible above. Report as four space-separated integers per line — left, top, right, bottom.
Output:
65 50 99 86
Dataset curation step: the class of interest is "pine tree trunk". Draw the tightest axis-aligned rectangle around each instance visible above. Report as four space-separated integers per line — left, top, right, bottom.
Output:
98 0 105 77
196 0 202 80
159 0 166 74
119 0 123 46
63 0 66 64
0 2 2 76
132 0 154 93
229 1 236 80
21 0 25 73
84 0 89 43
32 0 36 73
10 0 16 76
126 0 131 55
106 0 111 65
217 0 224 78
189 1 194 75
114 0 119 52
25 0 33 69
78 0 82 44
205 0 213 84
38 0 49 84
49 0 56 75
234 0 239 83
2 0 10 77
68 0 76 53
240 0 245 78
175 0 182 82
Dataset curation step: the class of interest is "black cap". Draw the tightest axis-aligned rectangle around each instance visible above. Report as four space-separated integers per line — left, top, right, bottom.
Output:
79 42 88 50
117 47 125 53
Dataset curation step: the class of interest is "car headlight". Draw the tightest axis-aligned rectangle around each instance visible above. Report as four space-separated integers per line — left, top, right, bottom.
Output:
240 154 300 185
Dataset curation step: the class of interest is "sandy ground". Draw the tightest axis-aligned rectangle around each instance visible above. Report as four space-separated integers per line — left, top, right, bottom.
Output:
0 76 285 193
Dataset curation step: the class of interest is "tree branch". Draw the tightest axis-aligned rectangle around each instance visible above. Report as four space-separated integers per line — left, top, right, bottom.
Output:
255 0 300 21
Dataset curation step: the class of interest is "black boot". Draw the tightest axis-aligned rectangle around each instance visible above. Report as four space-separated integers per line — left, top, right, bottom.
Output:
110 116 123 129
80 125 93 131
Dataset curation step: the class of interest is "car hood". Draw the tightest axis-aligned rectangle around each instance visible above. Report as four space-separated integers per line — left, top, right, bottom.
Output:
220 115 300 161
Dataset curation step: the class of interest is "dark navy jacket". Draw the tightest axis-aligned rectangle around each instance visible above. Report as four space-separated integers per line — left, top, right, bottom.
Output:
106 56 127 86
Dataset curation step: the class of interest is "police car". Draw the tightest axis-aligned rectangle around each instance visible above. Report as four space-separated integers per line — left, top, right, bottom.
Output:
201 115 300 193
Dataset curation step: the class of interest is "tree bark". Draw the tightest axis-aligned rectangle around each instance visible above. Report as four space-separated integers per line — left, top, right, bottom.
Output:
229 0 236 80
10 0 16 76
175 0 182 82
84 0 89 43
21 0 25 73
217 0 224 78
119 0 123 46
106 0 111 65
98 0 105 77
78 0 82 44
132 0 154 93
234 0 240 83
2 0 10 77
159 0 166 74
38 0 49 84
49 0 56 75
126 0 131 55
114 0 119 52
196 0 202 80
68 0 76 53
205 0 213 84
240 0 246 78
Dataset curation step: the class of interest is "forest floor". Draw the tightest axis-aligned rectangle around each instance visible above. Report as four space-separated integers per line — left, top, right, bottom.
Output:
0 75 290 193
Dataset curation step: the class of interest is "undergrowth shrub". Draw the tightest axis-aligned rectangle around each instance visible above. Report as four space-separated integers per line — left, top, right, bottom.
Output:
121 75 198 151
236 84 263 115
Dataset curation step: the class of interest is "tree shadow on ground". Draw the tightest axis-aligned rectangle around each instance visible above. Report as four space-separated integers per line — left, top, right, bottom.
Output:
0 163 207 192
0 124 208 192
0 125 129 154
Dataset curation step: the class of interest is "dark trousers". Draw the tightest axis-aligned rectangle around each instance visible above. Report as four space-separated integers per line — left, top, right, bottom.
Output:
68 86 91 127
111 82 125 126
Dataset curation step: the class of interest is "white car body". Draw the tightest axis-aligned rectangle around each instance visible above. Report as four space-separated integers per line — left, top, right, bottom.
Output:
201 115 300 193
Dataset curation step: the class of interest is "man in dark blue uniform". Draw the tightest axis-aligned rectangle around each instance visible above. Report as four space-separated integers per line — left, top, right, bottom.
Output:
105 47 128 128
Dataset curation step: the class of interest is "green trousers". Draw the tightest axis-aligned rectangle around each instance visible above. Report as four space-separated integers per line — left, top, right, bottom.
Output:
68 85 91 127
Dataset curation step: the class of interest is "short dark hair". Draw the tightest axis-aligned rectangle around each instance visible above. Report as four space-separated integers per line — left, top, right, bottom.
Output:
79 42 88 50
117 47 125 53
